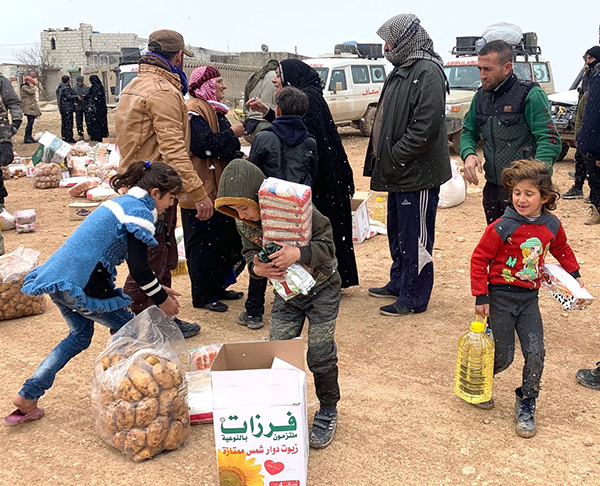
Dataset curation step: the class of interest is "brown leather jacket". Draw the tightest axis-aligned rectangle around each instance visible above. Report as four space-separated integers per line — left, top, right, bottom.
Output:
183 98 225 205
115 62 207 203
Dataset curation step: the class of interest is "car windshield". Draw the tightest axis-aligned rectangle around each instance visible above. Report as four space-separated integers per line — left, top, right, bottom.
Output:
313 68 329 86
444 65 481 90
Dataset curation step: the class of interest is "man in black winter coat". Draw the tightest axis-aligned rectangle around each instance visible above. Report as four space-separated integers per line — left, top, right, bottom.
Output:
364 13 451 317
56 75 76 143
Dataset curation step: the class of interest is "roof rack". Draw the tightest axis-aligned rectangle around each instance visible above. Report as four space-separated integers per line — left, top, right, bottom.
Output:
450 32 542 60
333 43 383 59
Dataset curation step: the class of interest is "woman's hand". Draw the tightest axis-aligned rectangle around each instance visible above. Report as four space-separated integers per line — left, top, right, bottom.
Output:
245 97 269 115
231 123 245 137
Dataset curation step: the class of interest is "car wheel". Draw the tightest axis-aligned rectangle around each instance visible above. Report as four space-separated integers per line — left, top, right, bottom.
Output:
557 142 570 162
359 106 376 137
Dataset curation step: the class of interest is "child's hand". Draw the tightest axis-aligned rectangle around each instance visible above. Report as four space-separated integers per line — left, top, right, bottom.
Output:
163 286 182 306
576 277 585 288
253 254 287 280
475 304 489 317
159 296 180 317
269 242 301 270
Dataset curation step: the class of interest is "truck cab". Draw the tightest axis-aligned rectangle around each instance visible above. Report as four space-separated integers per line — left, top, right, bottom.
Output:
444 33 555 150
113 64 139 102
305 44 391 137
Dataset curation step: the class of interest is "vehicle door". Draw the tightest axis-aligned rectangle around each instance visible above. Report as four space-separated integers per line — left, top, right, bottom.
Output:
326 65 351 123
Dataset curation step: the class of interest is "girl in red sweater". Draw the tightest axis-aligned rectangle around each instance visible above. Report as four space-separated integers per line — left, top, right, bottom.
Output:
470 159 584 438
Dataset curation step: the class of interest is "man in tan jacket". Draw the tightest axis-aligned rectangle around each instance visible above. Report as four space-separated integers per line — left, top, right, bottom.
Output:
115 29 208 338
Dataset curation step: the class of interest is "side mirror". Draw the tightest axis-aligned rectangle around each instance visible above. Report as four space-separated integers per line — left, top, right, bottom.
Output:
110 87 115 95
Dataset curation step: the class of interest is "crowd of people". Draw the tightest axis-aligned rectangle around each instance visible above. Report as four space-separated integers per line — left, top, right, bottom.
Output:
1 15 600 449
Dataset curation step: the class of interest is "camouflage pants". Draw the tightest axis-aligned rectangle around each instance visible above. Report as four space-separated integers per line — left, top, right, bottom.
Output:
270 280 341 409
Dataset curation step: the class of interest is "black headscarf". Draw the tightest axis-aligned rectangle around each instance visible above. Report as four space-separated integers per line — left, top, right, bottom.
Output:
279 59 359 288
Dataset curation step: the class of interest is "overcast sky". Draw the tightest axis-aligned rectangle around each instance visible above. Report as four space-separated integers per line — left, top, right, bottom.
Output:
2 1 599 92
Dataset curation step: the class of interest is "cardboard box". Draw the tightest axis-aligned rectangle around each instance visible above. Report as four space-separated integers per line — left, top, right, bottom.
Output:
211 339 308 486
541 263 594 310
351 191 371 244
69 202 100 221
32 132 72 166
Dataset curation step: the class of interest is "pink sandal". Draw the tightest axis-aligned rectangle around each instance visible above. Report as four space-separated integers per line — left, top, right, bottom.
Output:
3 407 44 426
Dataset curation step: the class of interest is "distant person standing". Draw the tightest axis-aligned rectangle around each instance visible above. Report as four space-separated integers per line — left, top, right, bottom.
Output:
56 75 77 143
115 29 201 338
561 47 600 201
0 74 23 255
20 76 40 144
72 76 89 140
85 75 109 142
460 40 561 224
364 13 451 316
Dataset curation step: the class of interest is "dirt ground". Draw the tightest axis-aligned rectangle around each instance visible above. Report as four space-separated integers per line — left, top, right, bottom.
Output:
1 110 599 486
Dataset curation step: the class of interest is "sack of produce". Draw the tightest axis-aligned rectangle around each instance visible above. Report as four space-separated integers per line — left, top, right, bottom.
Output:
0 245 46 321
33 162 61 189
91 306 191 461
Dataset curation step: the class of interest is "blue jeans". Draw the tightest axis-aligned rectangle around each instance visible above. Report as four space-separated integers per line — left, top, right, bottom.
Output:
19 291 134 402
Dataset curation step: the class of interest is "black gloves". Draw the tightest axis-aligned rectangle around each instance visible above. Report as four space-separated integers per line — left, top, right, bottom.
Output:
0 142 14 167
11 119 22 134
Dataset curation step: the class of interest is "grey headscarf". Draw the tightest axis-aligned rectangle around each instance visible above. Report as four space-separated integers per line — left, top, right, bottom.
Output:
377 14 443 67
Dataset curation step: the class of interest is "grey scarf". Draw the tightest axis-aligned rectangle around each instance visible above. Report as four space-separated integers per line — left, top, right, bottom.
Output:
377 14 443 68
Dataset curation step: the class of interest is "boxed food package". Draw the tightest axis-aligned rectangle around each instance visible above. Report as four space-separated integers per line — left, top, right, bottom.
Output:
0 246 46 321
14 209 37 233
91 307 190 462
69 202 100 221
212 339 308 486
67 177 102 198
541 263 594 311
259 177 312 247
86 185 119 202
351 191 371 244
33 162 61 189
31 132 72 166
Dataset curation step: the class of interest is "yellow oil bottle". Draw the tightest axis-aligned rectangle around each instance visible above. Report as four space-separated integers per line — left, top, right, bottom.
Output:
454 317 495 404
372 197 386 224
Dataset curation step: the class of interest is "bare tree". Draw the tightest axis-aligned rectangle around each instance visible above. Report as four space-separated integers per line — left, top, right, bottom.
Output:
13 43 58 101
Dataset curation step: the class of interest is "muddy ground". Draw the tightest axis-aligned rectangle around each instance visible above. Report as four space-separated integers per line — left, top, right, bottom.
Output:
0 110 599 486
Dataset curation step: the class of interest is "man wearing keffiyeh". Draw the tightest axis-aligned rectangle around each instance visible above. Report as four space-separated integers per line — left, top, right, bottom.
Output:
364 14 451 316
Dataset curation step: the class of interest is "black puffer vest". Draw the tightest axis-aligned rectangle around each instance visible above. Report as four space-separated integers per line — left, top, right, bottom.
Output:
475 72 536 184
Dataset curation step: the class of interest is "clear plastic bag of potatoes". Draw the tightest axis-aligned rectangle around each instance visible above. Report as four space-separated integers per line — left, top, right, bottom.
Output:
0 245 46 321
91 306 191 461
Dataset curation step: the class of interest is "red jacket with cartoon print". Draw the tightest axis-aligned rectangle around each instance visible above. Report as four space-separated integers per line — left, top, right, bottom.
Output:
471 206 580 304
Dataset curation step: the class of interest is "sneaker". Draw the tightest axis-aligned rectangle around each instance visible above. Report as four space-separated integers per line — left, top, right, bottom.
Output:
172 317 201 338
368 286 398 298
471 398 495 410
514 388 537 438
562 187 584 199
237 311 264 330
585 205 600 225
379 302 412 316
309 410 338 449
217 290 244 300
576 362 600 390
203 300 228 312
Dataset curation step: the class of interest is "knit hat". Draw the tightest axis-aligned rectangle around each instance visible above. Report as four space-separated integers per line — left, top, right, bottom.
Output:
215 159 265 227
24 76 36 85
76 75 84 82
586 46 600 60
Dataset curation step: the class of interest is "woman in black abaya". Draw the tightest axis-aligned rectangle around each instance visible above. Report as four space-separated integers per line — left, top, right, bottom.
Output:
248 59 359 288
85 75 109 142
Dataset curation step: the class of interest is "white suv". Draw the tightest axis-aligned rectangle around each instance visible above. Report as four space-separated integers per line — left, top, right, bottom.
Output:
305 57 391 136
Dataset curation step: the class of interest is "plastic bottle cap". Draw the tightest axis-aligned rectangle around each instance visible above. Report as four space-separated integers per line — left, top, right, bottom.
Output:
470 321 485 333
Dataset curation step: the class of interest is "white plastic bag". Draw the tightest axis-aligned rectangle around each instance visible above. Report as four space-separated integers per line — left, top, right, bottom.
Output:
481 22 522 46
438 160 466 209
0 208 15 231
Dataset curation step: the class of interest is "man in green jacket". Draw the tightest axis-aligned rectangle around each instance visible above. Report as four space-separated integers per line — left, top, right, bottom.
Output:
460 40 561 223
364 14 451 317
